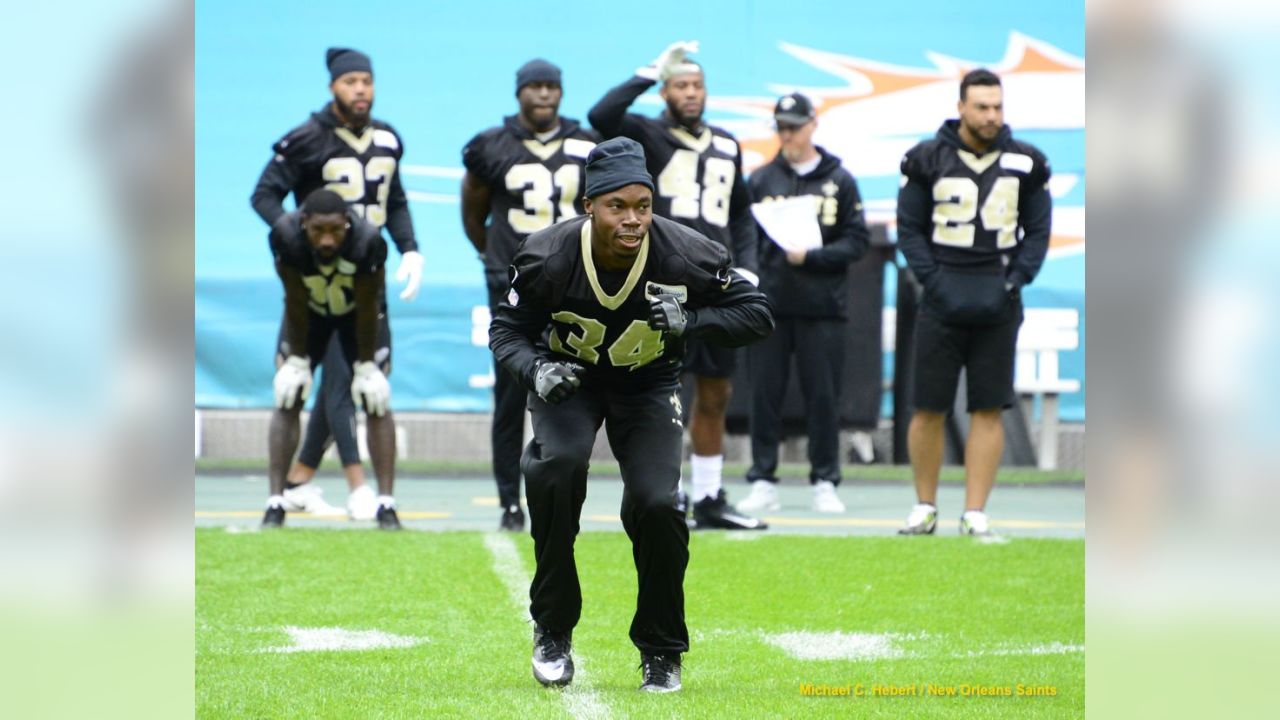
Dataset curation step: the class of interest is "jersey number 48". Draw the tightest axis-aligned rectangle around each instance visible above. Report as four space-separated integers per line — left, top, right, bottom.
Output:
658 150 734 228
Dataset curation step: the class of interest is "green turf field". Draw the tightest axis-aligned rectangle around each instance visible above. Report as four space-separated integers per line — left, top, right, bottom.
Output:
196 529 1083 718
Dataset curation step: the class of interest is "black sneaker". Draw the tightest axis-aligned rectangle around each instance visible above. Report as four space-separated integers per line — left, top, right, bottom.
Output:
692 490 767 530
499 505 525 532
532 625 574 687
376 504 402 530
261 504 285 528
639 653 682 693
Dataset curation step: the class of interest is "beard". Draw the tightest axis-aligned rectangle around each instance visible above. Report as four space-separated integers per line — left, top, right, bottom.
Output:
665 97 703 128
334 96 372 126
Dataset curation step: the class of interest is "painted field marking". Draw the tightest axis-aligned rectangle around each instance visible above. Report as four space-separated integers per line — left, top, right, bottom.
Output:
261 626 427 654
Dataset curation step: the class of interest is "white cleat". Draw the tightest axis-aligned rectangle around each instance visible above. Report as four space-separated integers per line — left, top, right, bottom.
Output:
960 510 995 537
736 480 780 513
281 484 342 515
811 481 846 513
898 503 938 535
347 485 378 521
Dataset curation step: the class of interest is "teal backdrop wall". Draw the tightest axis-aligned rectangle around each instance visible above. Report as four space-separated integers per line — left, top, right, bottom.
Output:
195 0 1085 420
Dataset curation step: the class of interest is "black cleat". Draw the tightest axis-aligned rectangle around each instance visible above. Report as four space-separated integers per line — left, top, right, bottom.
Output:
532 625 574 687
499 505 525 532
692 490 767 530
261 504 285 528
639 653 682 693
376 504 402 530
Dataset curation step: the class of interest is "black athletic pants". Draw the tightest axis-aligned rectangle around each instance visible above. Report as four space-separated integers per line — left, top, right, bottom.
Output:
746 317 845 485
522 379 690 656
488 276 526 508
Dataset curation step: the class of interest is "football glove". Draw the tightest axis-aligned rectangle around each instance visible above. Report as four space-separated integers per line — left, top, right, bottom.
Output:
647 292 688 337
273 355 312 410
636 41 700 82
351 361 391 416
395 251 424 302
534 361 584 405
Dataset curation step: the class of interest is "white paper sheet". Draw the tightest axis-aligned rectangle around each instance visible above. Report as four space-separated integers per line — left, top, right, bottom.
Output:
750 196 822 252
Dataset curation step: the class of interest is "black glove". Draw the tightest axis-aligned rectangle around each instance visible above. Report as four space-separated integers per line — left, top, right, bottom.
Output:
534 361 584 405
647 293 688 337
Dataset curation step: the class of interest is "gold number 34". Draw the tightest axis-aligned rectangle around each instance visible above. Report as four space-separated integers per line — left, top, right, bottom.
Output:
548 311 666 371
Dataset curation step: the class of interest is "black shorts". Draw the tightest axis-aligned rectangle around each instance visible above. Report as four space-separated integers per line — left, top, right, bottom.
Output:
910 301 1022 413
275 309 392 375
681 336 738 378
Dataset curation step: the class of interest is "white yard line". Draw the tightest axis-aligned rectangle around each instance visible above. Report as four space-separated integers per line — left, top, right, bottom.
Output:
483 533 612 720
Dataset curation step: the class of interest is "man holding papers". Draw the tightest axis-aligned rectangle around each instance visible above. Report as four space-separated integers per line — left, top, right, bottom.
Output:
738 93 870 514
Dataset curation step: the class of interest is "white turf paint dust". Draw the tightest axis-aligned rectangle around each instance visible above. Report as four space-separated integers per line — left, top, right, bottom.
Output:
964 642 1084 658
763 630 1082 662
262 626 427 653
765 631 916 661
483 533 612 720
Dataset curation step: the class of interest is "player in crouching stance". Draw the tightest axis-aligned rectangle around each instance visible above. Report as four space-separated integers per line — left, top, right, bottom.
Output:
490 138 773 692
263 189 401 530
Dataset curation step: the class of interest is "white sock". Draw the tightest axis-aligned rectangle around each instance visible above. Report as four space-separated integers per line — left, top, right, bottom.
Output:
377 494 396 508
267 494 285 508
690 454 723 501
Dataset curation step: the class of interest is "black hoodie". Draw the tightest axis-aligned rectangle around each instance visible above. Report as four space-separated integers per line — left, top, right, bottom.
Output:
748 146 870 319
897 120 1051 292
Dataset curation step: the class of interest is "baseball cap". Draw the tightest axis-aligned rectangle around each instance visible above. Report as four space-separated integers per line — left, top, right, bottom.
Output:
774 92 816 126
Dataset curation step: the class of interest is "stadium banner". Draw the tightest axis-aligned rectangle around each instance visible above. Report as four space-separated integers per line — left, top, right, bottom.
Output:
196 0 1084 420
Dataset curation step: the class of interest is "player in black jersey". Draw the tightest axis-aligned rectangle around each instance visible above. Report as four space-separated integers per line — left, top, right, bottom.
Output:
263 190 401 530
461 59 600 532
895 69 1052 537
588 41 763 530
251 48 420 521
490 138 772 692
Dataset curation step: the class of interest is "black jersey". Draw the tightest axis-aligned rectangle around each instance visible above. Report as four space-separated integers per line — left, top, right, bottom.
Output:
269 210 387 317
748 146 870 319
588 76 758 274
462 116 600 274
490 215 773 390
897 120 1052 288
252 104 417 254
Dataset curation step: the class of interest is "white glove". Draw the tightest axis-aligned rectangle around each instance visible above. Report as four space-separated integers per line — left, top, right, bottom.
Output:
636 41 700 82
351 361 391 416
273 356 312 410
395 251 424 302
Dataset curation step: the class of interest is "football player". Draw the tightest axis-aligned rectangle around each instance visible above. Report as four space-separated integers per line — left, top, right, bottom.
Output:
490 138 773 692
264 189 401 530
896 69 1052 537
588 41 764 530
251 48 421 521
461 59 600 532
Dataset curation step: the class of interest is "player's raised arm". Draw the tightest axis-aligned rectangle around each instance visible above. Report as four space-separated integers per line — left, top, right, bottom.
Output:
588 41 699 138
